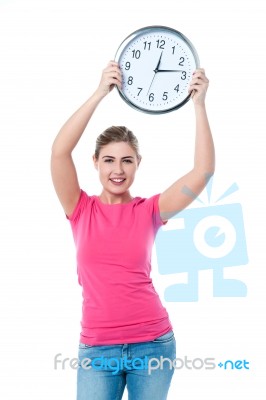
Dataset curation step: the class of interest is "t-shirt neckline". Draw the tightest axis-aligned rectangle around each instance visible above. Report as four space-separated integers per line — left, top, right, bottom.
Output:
94 195 139 206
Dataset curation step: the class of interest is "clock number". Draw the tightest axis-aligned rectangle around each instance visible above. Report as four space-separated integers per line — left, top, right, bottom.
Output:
172 46 175 54
125 62 131 70
128 76 133 85
132 49 141 59
181 71 187 80
149 93 154 102
174 84 180 92
179 57 185 66
143 41 151 50
137 87 143 96
162 91 168 101
156 39 165 49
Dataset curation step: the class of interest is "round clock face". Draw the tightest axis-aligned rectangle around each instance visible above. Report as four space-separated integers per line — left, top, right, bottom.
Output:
114 25 200 114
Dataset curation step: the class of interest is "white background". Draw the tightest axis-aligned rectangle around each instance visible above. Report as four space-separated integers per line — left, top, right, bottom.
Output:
0 0 265 399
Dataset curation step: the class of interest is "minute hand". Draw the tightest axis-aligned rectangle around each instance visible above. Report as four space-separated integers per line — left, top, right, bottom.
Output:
157 69 184 72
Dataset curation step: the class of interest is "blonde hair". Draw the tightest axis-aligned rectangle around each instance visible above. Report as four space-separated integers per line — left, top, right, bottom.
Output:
94 126 141 161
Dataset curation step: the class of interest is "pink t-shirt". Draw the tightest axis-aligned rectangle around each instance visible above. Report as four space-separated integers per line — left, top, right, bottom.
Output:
66 189 173 345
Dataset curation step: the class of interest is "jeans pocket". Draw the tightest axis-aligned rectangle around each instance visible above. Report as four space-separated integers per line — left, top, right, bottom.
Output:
78 342 94 349
152 330 175 343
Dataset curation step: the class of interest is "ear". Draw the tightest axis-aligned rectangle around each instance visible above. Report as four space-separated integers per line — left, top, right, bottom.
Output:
92 154 98 170
137 156 142 168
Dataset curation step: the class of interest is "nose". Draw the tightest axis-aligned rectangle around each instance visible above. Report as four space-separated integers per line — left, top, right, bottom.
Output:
113 161 124 175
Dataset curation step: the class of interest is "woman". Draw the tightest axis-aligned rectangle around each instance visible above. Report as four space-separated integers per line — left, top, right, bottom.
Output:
51 61 214 399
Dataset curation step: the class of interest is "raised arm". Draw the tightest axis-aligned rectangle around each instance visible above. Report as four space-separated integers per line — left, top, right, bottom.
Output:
50 61 122 217
158 68 215 220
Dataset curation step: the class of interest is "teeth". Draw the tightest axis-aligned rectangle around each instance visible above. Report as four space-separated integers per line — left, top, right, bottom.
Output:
111 178 125 182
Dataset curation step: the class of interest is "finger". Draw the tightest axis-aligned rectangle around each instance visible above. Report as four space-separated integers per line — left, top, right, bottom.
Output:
193 67 205 74
103 60 120 70
107 60 119 67
106 72 122 86
190 76 209 87
108 78 122 87
189 78 206 87
188 83 208 92
103 67 122 81
188 87 196 96
189 77 208 87
103 74 122 87
190 89 196 98
192 71 209 82
193 68 206 75
103 68 122 78
104 69 122 83
103 64 121 74
192 72 208 81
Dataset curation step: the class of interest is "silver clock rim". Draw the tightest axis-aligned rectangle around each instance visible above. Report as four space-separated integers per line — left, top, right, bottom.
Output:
114 25 200 114
116 90 192 115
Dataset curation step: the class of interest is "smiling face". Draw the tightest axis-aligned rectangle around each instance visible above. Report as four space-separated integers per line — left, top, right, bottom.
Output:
93 141 141 202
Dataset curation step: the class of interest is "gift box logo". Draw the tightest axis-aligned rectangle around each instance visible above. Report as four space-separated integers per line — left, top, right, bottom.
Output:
155 178 249 301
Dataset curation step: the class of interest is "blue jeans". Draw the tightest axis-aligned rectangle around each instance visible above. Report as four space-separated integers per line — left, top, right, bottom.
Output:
77 330 176 400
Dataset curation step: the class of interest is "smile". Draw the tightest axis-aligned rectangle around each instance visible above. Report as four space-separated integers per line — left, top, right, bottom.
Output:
110 178 126 184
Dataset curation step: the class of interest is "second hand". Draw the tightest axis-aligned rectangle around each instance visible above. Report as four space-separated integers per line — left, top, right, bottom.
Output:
146 51 163 95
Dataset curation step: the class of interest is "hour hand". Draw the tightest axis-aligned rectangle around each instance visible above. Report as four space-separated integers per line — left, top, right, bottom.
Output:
154 51 163 72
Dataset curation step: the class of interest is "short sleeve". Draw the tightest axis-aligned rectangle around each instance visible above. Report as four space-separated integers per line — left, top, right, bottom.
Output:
143 193 168 230
65 189 90 223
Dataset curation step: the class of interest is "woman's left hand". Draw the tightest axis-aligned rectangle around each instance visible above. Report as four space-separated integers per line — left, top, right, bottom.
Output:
188 68 209 105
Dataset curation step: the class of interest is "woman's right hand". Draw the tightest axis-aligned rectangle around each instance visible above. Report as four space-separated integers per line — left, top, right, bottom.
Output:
95 61 122 98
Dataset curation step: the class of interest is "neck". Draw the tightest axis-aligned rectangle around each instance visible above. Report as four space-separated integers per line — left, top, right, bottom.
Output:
98 191 133 204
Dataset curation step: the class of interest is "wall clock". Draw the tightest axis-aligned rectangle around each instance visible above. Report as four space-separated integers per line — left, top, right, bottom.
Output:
114 25 200 114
